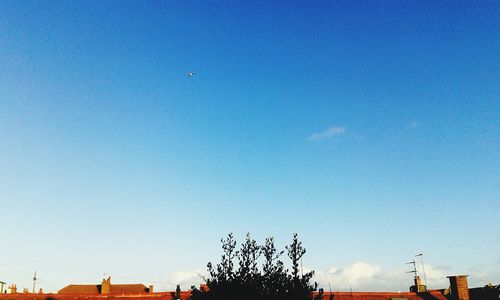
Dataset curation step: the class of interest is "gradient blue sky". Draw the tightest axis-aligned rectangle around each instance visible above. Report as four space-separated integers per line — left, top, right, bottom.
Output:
0 0 499 293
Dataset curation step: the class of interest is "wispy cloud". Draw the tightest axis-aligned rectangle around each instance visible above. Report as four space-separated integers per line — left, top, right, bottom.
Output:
308 126 346 141
408 121 419 128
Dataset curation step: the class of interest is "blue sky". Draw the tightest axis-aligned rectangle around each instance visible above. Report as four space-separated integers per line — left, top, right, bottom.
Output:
0 0 499 293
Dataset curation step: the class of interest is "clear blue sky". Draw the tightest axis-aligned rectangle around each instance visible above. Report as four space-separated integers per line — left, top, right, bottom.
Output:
0 0 498 293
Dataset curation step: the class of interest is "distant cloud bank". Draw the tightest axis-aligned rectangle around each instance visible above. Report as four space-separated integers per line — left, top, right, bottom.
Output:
314 261 500 292
313 262 450 292
164 263 412 292
163 261 500 292
165 269 207 290
308 126 346 141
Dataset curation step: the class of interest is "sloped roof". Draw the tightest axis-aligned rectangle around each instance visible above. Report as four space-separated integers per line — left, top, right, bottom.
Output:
58 285 100 295
58 284 148 295
109 284 149 294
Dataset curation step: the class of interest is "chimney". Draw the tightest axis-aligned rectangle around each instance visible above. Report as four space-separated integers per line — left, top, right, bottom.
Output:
101 277 111 294
415 275 427 292
9 284 17 294
410 276 426 293
448 275 469 300
148 285 153 293
199 284 209 292
175 285 181 300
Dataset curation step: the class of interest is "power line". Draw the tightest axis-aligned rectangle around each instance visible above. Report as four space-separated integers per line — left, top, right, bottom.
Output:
4 257 166 286
0 261 34 278
0 261 60 291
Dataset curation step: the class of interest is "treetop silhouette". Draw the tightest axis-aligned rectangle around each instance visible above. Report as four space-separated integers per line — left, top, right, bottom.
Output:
193 233 317 300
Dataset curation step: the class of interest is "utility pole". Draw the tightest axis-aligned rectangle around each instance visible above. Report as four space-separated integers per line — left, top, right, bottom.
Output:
32 272 37 294
415 254 427 288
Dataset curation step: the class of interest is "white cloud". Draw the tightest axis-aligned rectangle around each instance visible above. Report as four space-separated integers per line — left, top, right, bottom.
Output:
313 262 451 292
341 262 381 285
164 269 207 291
465 261 500 287
308 126 346 141
163 262 500 293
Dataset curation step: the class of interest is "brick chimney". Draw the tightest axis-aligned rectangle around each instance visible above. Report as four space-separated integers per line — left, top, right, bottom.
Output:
148 285 153 293
101 277 111 294
9 284 17 294
448 275 469 300
199 284 209 292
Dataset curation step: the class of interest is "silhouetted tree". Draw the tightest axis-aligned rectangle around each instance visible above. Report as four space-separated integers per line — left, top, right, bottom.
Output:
285 233 318 300
200 233 317 300
261 237 285 298
238 233 261 284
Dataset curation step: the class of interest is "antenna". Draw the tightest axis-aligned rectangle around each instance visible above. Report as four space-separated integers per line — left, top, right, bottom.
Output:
415 254 427 287
480 277 488 286
195 272 207 283
406 259 418 279
32 271 37 294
